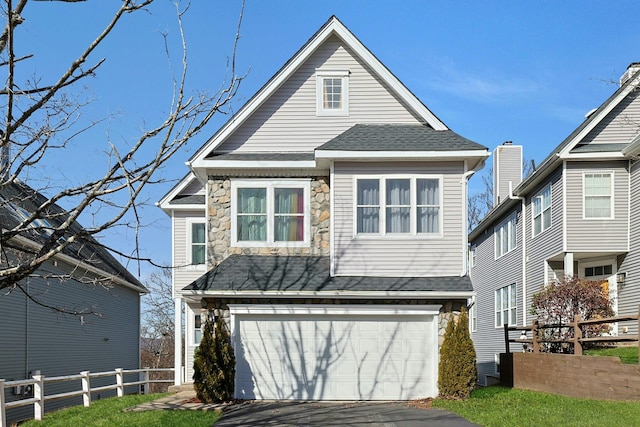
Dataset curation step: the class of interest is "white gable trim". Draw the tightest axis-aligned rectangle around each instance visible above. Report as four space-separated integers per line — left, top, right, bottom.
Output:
187 16 448 168
157 172 205 212
558 73 640 159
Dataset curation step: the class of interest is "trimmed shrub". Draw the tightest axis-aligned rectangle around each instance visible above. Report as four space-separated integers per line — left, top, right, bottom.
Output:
193 313 235 403
530 276 614 352
438 307 477 400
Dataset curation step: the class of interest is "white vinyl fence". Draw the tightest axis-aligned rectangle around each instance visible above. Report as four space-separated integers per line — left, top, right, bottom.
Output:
0 367 174 427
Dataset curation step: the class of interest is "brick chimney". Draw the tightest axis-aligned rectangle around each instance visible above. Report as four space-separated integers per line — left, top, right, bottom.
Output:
620 62 640 86
493 141 522 206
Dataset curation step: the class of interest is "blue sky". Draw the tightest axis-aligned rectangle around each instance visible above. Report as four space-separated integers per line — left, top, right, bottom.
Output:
17 0 640 280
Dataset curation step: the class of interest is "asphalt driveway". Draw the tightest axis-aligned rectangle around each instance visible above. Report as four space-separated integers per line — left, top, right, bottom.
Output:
215 401 479 427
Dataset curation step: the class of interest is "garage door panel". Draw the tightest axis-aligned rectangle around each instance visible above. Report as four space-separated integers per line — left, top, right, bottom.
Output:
232 307 438 400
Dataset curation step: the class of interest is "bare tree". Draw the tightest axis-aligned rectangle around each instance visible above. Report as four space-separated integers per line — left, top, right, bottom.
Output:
468 158 535 232
141 267 177 392
0 0 245 310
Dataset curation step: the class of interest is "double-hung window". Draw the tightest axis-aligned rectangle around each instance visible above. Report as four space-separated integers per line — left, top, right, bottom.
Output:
494 215 516 258
584 172 613 219
355 176 442 236
532 185 551 236
495 283 517 327
232 180 310 247
188 220 206 266
316 70 349 116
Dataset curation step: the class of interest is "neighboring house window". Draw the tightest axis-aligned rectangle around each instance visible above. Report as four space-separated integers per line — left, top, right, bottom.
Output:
494 215 516 258
231 180 310 247
495 283 517 327
316 70 349 116
355 176 442 236
532 185 551 236
469 245 477 268
194 314 202 345
469 302 477 332
584 172 613 219
188 220 206 265
585 264 613 277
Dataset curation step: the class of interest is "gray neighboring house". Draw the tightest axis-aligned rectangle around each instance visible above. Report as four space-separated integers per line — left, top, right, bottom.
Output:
469 63 640 386
159 16 489 401
1 180 147 423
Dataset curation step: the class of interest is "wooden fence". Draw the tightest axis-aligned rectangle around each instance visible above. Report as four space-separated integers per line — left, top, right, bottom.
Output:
0 367 174 427
504 309 639 356
500 309 640 400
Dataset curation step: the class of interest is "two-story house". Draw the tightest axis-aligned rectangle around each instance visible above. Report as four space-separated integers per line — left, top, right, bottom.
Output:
159 16 489 400
469 63 640 386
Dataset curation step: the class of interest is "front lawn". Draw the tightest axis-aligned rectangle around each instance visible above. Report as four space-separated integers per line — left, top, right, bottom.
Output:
433 386 640 427
584 345 639 364
19 393 221 427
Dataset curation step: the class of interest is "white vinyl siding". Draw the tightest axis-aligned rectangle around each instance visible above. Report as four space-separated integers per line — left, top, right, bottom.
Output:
231 179 311 248
494 215 516 259
532 184 551 237
583 172 614 219
565 161 628 252
173 211 207 295
495 283 517 327
217 35 422 153
355 176 441 236
333 161 463 277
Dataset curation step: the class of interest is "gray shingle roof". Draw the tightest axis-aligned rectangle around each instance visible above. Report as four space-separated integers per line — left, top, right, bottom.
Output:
571 143 628 153
315 124 487 152
184 255 473 293
169 194 206 205
206 152 315 161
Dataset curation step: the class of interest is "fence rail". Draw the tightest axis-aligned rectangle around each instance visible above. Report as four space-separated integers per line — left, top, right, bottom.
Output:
0 367 174 427
504 307 640 358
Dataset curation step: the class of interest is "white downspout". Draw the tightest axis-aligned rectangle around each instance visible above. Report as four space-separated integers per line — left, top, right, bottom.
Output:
461 167 476 276
508 181 527 326
174 297 183 386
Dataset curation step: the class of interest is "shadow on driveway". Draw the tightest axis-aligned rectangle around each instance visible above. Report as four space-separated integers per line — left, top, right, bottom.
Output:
215 401 479 426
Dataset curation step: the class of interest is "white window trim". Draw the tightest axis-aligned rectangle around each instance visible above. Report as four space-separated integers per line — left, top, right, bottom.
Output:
231 179 311 248
495 283 517 328
494 214 516 259
582 171 615 220
469 298 477 333
353 175 444 238
532 184 552 238
316 69 350 117
186 218 206 269
579 258 615 279
469 245 477 268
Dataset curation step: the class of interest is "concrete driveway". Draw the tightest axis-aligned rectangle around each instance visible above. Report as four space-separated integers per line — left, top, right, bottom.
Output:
215 401 479 427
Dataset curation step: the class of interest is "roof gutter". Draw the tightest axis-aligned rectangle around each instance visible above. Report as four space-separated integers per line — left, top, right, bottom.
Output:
181 289 475 300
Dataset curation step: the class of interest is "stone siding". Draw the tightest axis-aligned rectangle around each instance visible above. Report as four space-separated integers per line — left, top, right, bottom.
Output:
207 176 330 267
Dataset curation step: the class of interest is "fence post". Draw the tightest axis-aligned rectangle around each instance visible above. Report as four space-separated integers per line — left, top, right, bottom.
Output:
81 371 91 407
504 324 510 354
1 379 6 427
532 320 540 353
33 374 44 421
573 314 583 355
115 368 124 398
143 367 150 395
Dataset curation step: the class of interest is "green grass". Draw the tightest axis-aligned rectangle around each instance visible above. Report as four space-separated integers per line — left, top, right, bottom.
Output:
433 386 640 427
19 393 221 427
584 345 639 364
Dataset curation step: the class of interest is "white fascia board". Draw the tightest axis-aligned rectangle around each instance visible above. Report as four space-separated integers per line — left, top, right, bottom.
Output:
184 289 475 299
190 159 318 170
622 133 640 156
228 303 443 316
157 172 203 212
315 150 489 160
559 151 626 160
558 75 640 158
188 17 448 165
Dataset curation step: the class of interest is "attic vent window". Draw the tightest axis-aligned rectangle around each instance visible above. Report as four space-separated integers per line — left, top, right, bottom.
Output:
316 70 349 116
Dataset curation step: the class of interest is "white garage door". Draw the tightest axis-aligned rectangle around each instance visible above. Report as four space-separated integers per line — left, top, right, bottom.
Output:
229 304 440 401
